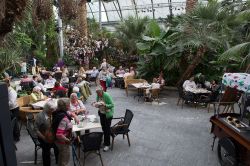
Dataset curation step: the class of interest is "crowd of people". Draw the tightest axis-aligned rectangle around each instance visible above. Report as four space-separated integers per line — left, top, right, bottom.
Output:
4 56 169 166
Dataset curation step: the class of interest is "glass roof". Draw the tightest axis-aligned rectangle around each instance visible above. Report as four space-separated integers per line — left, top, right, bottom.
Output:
87 0 187 23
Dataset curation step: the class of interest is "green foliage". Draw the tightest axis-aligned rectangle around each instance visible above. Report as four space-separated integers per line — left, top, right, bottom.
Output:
0 48 21 74
115 16 149 55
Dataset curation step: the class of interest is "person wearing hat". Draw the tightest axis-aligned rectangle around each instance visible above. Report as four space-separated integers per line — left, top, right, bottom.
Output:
92 87 114 151
34 100 59 166
30 86 45 104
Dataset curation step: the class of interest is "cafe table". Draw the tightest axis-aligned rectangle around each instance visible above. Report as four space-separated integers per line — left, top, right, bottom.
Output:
31 98 58 109
131 83 151 101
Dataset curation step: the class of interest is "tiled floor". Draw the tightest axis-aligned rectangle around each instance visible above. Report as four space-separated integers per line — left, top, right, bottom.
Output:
16 87 221 166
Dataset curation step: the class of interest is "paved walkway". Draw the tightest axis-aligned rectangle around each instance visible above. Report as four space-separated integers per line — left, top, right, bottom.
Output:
16 87 220 166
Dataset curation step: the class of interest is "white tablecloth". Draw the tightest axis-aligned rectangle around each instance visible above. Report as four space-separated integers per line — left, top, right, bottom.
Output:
223 73 250 93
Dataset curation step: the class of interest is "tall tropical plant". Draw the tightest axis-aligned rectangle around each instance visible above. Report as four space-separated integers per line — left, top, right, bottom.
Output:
176 1 232 85
115 16 148 56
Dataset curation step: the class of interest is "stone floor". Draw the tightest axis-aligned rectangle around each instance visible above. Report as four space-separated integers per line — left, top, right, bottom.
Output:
16 86 222 166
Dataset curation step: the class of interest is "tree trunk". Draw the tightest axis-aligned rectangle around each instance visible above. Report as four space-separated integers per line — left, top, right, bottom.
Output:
0 0 5 27
78 0 88 69
186 0 198 13
78 0 88 37
177 47 206 86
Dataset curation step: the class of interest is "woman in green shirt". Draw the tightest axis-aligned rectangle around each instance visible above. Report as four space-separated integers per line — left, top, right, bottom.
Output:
94 87 114 152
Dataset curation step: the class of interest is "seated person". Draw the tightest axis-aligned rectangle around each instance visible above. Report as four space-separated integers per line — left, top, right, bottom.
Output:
129 66 136 78
61 73 69 86
183 76 197 91
123 69 131 79
45 75 56 86
61 66 69 76
145 78 160 100
37 78 46 92
20 74 32 83
156 71 165 87
69 93 87 115
30 86 45 104
32 75 39 87
78 67 86 78
115 66 125 75
52 81 67 94
90 67 99 79
54 67 62 74
72 86 82 99
75 77 89 87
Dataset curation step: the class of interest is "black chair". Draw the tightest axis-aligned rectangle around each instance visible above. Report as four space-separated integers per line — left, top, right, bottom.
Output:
111 109 134 151
26 113 41 164
79 132 104 166
20 81 34 93
72 138 82 166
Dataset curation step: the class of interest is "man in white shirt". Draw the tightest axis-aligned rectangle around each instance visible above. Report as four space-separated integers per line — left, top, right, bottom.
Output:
183 76 197 91
6 80 20 141
45 75 56 86
90 67 99 78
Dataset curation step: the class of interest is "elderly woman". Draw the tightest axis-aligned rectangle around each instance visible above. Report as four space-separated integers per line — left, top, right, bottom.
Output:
78 67 86 78
52 98 73 166
30 86 44 104
92 87 114 151
34 100 58 166
61 73 69 86
98 68 108 91
69 93 87 115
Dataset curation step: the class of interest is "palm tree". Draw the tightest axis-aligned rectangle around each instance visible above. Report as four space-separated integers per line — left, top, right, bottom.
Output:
218 1 250 71
115 16 148 56
0 0 27 42
78 0 88 37
177 1 232 85
186 0 198 13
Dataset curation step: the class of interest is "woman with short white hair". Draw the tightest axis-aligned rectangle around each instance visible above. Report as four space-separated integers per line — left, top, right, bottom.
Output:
30 86 44 104
69 93 87 115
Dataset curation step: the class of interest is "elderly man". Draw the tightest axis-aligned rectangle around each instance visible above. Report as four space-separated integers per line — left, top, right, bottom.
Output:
92 87 114 151
90 67 99 78
34 100 59 166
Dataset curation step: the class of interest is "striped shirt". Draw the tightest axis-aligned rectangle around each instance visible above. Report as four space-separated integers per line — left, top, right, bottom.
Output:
56 116 72 144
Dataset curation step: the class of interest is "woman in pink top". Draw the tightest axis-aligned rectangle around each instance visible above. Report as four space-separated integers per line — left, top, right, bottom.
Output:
52 98 72 166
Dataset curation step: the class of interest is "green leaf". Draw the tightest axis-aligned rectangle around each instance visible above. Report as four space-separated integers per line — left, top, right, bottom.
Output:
146 20 161 37
136 42 151 51
142 35 156 41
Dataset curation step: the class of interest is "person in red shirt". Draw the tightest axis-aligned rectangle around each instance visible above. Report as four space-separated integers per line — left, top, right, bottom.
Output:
52 82 67 97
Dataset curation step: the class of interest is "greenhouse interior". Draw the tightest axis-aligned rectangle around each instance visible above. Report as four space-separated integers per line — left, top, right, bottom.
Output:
0 0 250 166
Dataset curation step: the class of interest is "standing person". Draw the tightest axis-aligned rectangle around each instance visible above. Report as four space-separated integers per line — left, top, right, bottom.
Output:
98 68 107 91
52 98 72 166
34 101 59 166
100 58 109 70
5 79 20 141
20 61 27 76
31 56 37 75
93 88 114 151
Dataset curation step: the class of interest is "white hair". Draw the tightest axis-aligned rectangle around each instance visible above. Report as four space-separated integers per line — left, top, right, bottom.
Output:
72 86 79 93
43 100 57 113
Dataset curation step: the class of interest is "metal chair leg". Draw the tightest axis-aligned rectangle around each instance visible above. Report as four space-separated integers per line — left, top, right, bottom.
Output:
99 153 104 166
211 136 217 151
111 137 114 151
126 133 131 147
34 146 37 164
